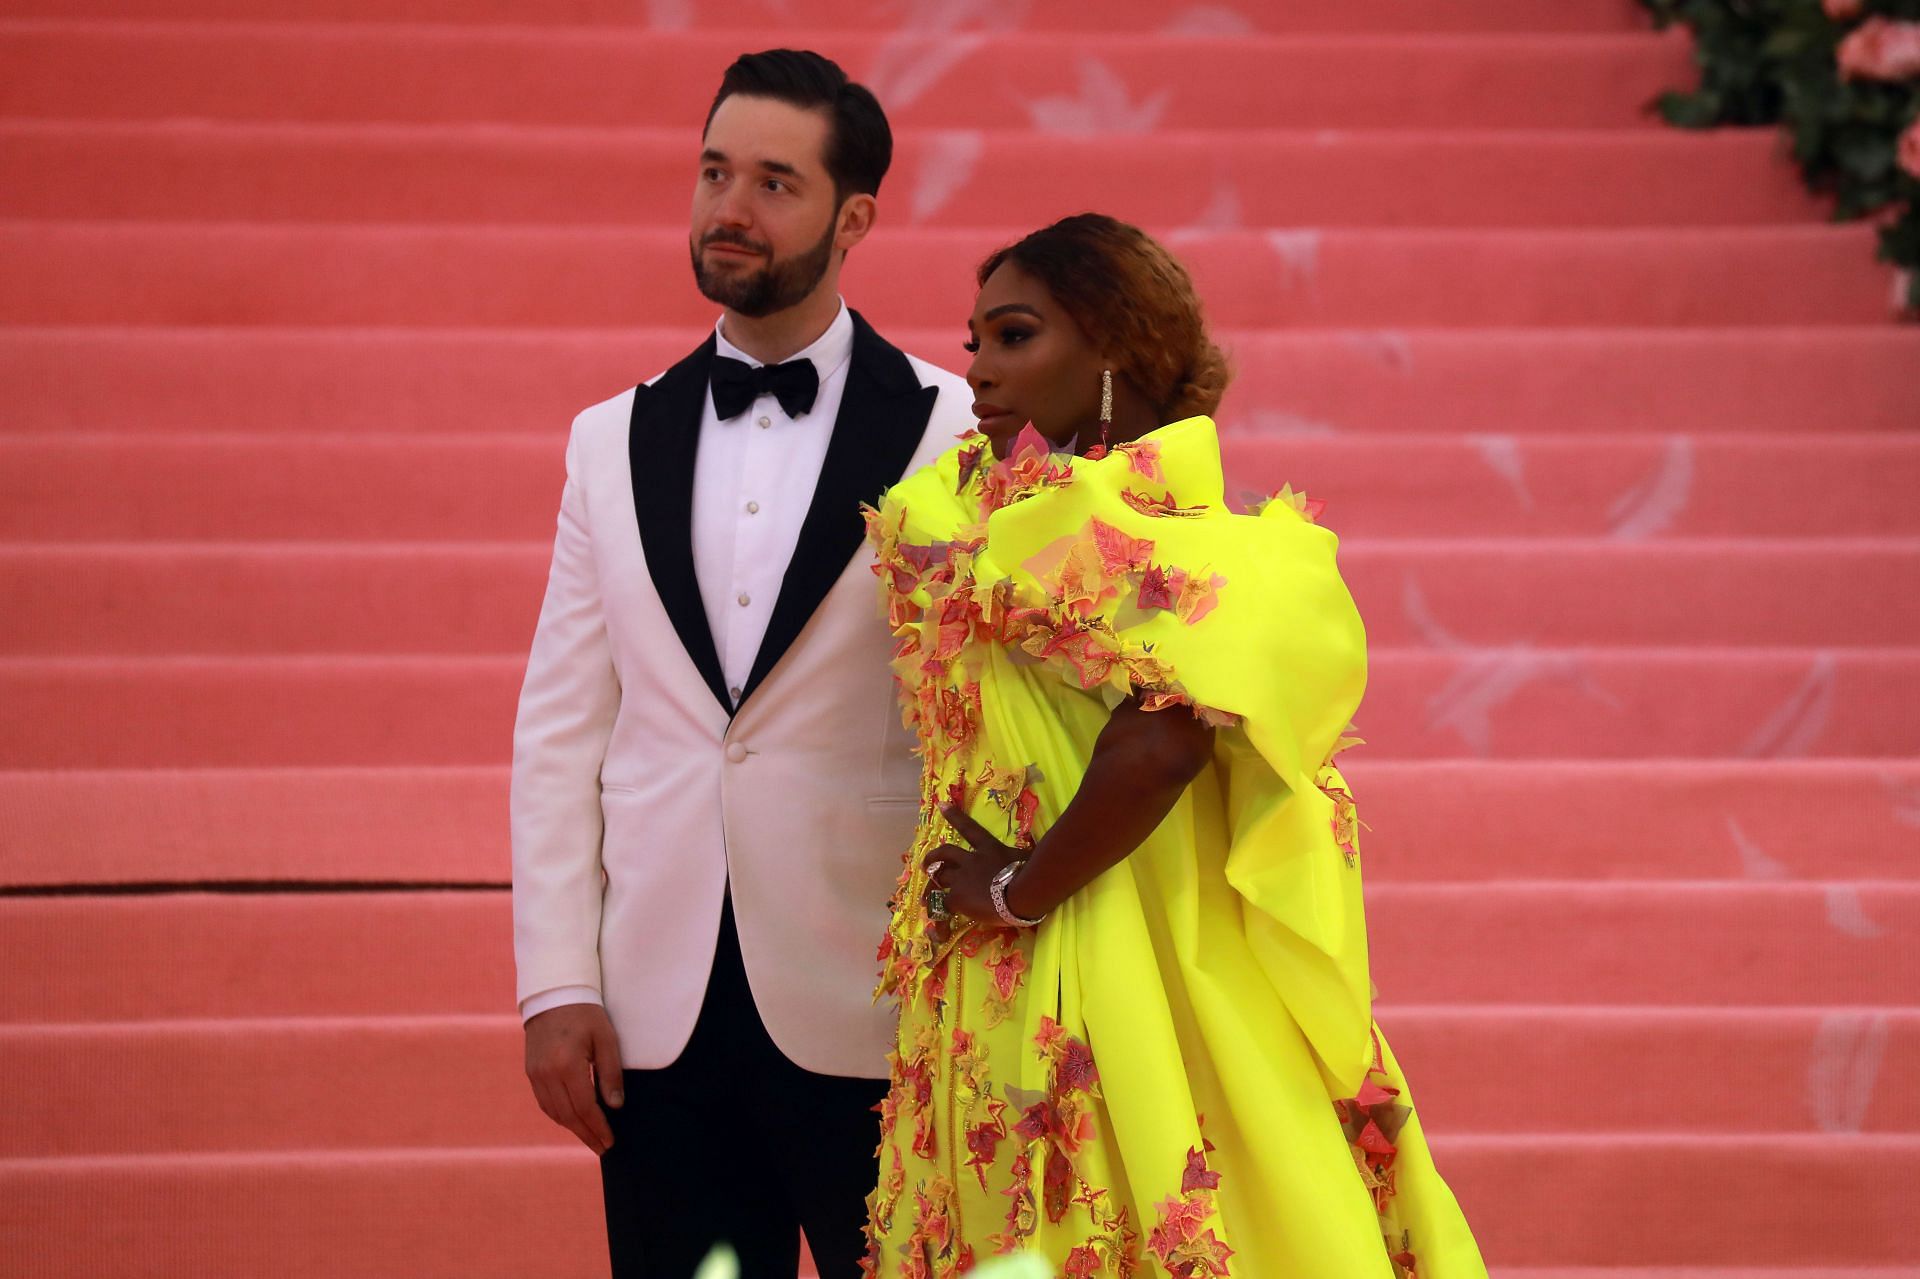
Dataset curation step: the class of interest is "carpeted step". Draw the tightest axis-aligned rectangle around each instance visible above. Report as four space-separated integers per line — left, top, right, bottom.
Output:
1343 541 1920 648
0 1016 569 1157
0 0 1651 34
4 760 1913 888
0 122 1820 228
0 25 1692 130
1349 759 1920 883
1370 881 1920 1006
7 327 1914 437
0 1145 607 1279
0 767 518 888
1438 1133 1915 1266
2 1006 1911 1158
0 1134 1908 1271
1 224 1894 329
9 433 1920 542
6 541 1917 654
1 649 1910 766
1 885 1911 1021
1219 434 1920 539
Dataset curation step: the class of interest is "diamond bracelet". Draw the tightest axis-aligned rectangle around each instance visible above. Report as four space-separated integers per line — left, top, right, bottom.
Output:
989 859 1046 928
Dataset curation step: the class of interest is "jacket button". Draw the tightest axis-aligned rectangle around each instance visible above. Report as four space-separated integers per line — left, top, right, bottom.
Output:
725 742 748 763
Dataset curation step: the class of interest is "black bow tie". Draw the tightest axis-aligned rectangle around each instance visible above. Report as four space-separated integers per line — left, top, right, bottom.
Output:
710 356 820 421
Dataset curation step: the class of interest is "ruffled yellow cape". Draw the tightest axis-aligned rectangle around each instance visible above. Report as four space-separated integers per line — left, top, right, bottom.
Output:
861 417 1485 1279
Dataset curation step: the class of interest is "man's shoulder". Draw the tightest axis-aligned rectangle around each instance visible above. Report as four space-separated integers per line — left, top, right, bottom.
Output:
891 349 972 466
567 384 638 450
898 349 970 402
568 335 712 444
849 310 967 402
899 351 974 456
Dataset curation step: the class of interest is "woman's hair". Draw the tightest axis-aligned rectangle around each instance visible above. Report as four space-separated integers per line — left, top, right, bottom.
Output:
976 213 1230 422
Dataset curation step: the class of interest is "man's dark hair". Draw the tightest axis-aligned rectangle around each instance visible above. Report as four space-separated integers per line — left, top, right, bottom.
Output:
704 49 893 205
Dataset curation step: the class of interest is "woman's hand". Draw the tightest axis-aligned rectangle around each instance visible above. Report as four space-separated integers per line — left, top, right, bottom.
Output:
924 805 1024 942
921 697 1214 945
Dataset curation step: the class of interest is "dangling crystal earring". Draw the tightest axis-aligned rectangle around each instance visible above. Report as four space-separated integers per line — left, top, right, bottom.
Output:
1099 369 1113 451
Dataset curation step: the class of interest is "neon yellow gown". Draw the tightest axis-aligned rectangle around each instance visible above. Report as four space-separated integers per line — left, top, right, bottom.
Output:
859 416 1486 1279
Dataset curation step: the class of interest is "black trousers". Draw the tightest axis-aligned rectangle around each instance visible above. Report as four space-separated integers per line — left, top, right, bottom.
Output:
598 894 888 1279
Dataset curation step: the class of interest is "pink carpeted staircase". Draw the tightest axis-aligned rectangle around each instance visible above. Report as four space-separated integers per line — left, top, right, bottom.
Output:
2 1 1917 1275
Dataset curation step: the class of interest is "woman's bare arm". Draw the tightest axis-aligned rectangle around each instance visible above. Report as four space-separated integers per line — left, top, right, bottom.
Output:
930 697 1215 924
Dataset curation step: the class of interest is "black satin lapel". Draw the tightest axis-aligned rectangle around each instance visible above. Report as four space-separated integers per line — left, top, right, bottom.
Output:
629 335 733 714
739 313 938 703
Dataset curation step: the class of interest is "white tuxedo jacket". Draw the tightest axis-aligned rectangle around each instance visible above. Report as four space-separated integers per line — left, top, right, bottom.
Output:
511 312 970 1077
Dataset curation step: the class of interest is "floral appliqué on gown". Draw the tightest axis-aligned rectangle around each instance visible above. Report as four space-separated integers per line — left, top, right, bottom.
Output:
860 418 1487 1279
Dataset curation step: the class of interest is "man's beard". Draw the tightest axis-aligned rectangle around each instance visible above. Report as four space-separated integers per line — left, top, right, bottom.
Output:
690 216 837 319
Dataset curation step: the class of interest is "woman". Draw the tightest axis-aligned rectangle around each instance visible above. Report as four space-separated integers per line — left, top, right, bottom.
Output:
860 214 1486 1278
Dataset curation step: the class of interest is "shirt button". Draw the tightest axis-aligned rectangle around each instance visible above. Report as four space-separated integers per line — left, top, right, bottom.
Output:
757 416 771 429
725 742 748 763
728 686 742 702
745 501 760 515
736 592 751 607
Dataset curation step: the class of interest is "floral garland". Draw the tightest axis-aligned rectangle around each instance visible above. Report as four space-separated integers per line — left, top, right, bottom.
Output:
1638 0 1920 313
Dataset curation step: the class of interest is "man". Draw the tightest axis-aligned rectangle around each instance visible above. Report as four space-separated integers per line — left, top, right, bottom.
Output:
510 49 971 1278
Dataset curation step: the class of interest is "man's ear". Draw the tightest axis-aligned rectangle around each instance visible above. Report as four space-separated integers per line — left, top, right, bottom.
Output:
835 193 877 253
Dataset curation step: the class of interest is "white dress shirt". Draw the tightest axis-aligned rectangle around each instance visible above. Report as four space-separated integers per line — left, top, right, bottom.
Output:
692 301 851 704
520 300 854 1024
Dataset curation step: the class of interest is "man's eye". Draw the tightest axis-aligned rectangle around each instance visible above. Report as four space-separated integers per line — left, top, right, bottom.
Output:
702 168 724 183
764 179 787 193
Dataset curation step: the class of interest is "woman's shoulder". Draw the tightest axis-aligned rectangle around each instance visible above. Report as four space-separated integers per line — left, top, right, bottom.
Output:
1088 415 1339 551
1086 414 1225 510
977 414 1347 632
869 433 988 556
980 415 1235 546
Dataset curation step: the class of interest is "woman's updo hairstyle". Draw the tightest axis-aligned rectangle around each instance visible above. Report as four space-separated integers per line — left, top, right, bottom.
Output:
975 212 1231 423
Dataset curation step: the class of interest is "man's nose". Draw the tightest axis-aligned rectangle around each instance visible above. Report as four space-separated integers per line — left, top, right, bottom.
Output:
712 184 752 228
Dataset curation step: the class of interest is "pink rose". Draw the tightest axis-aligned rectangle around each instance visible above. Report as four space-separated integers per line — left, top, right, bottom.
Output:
1824 0 1864 20
1900 117 1920 181
1837 18 1920 81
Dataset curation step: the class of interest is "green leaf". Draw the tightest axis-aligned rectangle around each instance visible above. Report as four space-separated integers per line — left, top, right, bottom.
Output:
1659 90 1727 127
1881 210 1920 260
1763 28 1814 57
1834 130 1896 181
